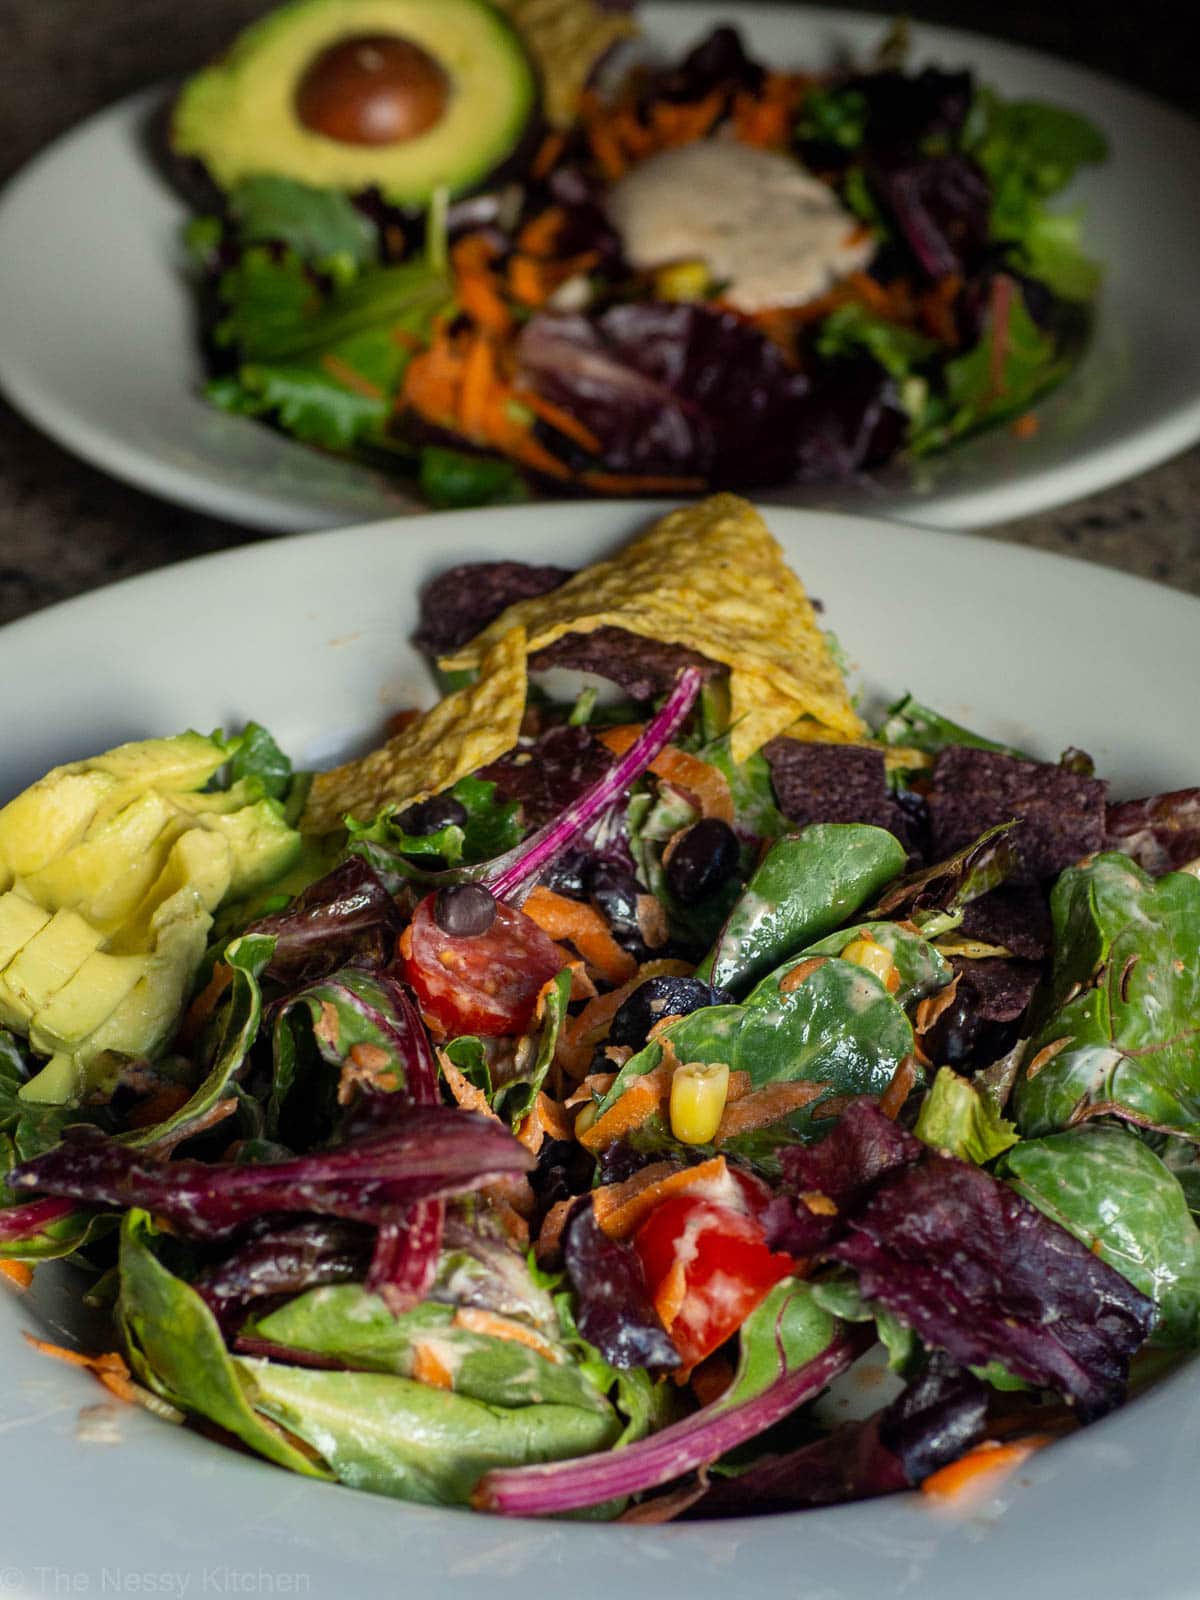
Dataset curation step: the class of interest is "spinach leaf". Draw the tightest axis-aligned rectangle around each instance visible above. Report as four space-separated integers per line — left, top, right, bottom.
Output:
1000 1125 1200 1347
236 1357 620 1507
600 956 914 1154
418 446 529 510
246 1285 612 1413
225 176 378 265
1014 854 1200 1138
914 1067 1019 1163
796 85 869 150
724 1279 837 1407
909 281 1068 456
346 774 522 884
815 304 939 382
877 693 1028 759
967 91 1107 217
227 721 294 804
117 1210 327 1478
703 824 906 994
867 821 1019 936
794 920 951 1010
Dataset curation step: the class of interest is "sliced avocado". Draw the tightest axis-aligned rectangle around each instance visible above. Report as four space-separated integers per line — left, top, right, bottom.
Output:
185 797 303 899
171 0 537 205
29 949 150 1057
87 731 234 826
0 890 52 969
0 908 105 1031
110 829 234 956
19 791 176 934
0 770 117 887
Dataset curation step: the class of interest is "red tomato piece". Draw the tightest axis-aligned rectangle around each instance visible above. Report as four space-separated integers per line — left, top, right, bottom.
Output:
634 1195 797 1370
399 892 566 1039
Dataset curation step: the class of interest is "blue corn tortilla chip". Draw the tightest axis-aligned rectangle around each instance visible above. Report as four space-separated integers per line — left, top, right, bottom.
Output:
763 737 918 847
958 884 1052 960
926 747 1106 885
475 725 614 830
529 625 719 702
415 560 572 657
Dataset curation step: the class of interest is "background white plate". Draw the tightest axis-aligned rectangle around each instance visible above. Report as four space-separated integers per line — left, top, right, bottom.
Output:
2 500 1200 1599
0 4 1199 533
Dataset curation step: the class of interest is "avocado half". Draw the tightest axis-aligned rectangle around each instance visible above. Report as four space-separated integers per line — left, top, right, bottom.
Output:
171 0 539 205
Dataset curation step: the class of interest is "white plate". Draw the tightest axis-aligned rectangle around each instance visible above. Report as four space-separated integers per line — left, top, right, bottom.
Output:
1 5 1200 533
2 499 1200 1600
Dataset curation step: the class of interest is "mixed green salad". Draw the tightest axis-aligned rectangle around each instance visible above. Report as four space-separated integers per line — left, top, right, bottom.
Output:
3 496 1198 1519
174 0 1108 507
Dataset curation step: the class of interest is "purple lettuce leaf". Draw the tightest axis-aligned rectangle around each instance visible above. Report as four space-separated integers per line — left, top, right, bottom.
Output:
832 1152 1157 1420
854 69 975 156
871 154 992 280
763 1098 923 1256
1105 789 1200 875
8 1108 533 1241
515 304 809 485
195 1217 373 1325
476 726 614 832
696 1353 985 1514
561 1199 680 1371
249 857 401 986
792 357 909 482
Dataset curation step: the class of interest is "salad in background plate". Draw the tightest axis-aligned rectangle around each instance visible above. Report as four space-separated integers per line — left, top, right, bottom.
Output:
3 496 1199 1521
170 0 1107 508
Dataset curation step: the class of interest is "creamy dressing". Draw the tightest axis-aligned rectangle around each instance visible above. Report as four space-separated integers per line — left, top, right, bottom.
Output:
606 140 875 313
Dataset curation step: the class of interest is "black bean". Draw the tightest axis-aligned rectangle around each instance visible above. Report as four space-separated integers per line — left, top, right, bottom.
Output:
608 975 729 1051
665 818 740 903
396 793 469 835
434 883 496 937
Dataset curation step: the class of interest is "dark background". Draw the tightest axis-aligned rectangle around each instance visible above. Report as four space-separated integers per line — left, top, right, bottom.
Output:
0 0 1197 625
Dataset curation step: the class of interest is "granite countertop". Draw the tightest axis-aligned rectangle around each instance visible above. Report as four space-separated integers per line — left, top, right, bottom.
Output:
1 0 1197 626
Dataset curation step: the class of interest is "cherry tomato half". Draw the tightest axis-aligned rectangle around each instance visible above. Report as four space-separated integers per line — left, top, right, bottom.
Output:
634 1194 797 1370
399 892 565 1039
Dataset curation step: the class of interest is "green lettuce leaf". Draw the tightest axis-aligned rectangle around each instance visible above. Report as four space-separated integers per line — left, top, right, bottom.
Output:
1000 1125 1200 1347
224 176 378 265
914 1066 1020 1163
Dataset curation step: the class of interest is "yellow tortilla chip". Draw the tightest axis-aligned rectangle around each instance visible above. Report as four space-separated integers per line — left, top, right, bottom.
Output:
440 495 865 763
300 627 527 835
494 0 636 126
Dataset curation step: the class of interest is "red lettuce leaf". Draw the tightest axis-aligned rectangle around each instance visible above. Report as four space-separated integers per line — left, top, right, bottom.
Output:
561 1199 680 1371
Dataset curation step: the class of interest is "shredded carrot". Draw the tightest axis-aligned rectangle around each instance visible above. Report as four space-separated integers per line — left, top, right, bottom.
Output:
319 353 385 400
454 1306 562 1362
919 271 964 345
124 1081 191 1130
535 1196 576 1263
177 961 233 1047
437 1049 496 1119
411 1341 455 1390
508 255 553 308
1011 411 1040 440
593 1154 730 1239
914 974 960 1038
578 1063 672 1151
23 1333 138 1402
879 1055 919 1120
522 885 638 987
517 390 602 453
531 130 567 180
517 207 567 258
598 730 735 823
459 333 497 439
1 1260 33 1289
588 119 627 180
654 1257 690 1331
451 234 512 335
779 957 829 994
556 958 693 1077
731 75 804 148
921 1435 1053 1502
581 470 707 494
713 1080 827 1144
651 88 726 147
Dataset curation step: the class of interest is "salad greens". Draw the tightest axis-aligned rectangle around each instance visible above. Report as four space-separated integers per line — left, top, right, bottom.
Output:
2 498 1194 1525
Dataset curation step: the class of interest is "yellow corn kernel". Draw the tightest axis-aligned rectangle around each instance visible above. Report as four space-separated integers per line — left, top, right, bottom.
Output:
840 935 897 989
669 1060 730 1146
574 1100 599 1137
653 259 712 302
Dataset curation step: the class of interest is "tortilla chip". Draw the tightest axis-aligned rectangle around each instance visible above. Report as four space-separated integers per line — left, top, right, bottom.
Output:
300 627 527 835
782 716 931 776
439 496 865 763
494 0 636 126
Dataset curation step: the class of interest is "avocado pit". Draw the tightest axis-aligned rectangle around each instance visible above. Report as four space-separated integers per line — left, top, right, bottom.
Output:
295 33 450 146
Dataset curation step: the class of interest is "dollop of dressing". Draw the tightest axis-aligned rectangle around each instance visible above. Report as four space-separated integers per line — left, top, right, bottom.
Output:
607 141 874 312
